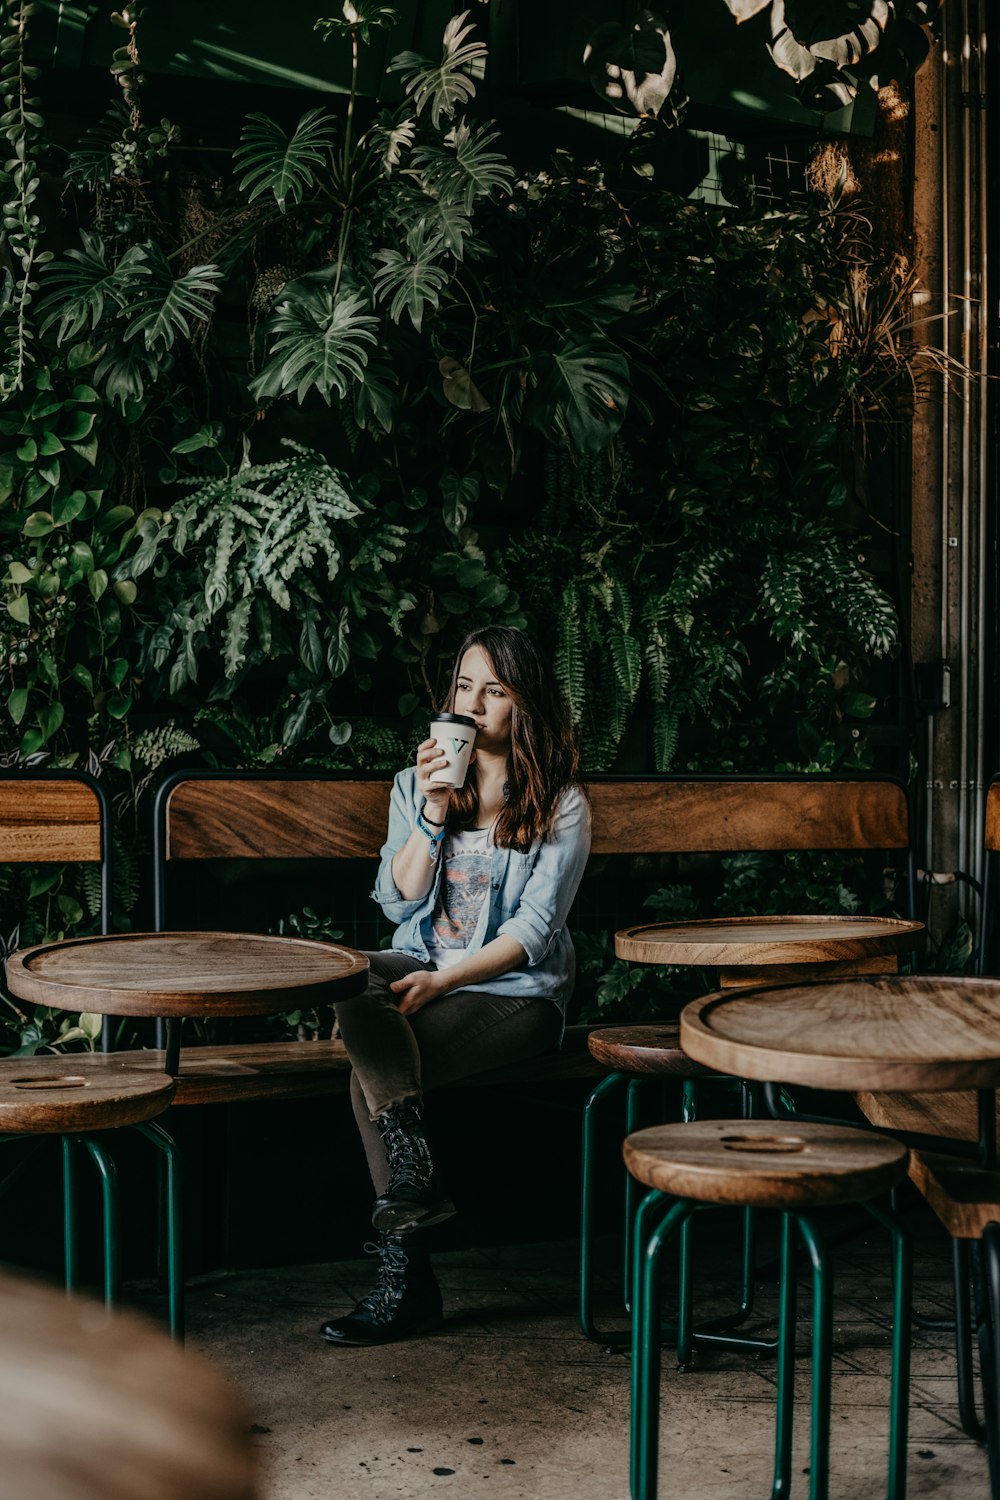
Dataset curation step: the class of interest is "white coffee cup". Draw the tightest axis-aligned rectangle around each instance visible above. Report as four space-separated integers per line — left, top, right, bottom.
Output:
428 713 478 789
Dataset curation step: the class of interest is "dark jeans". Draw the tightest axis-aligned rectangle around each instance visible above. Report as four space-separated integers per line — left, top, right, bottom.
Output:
333 951 562 1197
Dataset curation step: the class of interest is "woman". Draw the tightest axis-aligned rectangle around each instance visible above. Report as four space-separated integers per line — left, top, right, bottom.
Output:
321 626 591 1348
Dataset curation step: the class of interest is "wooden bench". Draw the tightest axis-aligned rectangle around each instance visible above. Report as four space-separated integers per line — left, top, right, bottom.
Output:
98 770 915 1105
856 1088 1000 1239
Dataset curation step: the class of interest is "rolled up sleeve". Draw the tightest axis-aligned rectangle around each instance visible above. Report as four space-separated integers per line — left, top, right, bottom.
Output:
370 769 426 924
496 786 592 966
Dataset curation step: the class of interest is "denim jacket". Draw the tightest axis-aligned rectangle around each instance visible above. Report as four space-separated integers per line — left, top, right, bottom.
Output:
371 767 592 1017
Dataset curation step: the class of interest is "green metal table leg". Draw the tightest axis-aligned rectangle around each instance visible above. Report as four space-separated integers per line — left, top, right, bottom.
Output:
82 1137 120 1310
135 1119 184 1342
795 1213 833 1500
772 1214 797 1500
62 1136 78 1295
864 1198 912 1500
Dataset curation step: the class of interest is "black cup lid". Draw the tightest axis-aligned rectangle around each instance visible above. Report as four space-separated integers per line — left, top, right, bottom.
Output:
430 712 478 728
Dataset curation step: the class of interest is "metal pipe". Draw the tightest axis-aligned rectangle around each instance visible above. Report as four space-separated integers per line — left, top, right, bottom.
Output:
973 1 990 905
931 22 952 881
958 0 973 894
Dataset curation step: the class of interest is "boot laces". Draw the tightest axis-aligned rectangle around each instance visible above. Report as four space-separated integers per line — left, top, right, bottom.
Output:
355 1238 410 1323
378 1106 435 1194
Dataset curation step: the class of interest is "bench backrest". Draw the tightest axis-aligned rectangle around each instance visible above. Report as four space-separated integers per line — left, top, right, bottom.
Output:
154 771 912 923
0 770 112 947
0 772 107 864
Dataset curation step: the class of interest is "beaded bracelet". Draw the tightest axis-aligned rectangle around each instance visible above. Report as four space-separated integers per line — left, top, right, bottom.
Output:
416 811 447 859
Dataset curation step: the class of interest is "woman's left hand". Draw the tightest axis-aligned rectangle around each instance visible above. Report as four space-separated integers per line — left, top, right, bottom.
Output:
390 967 447 1016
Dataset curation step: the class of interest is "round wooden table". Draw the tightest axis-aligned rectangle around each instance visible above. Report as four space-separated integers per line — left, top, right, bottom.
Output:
681 974 1000 1092
681 974 1000 1168
5 931 369 1075
0 1270 256 1500
615 914 924 988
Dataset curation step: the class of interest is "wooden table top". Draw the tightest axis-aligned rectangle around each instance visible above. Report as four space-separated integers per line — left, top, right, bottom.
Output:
680 974 1000 1092
615 914 924 967
0 1271 255 1500
4 931 369 1018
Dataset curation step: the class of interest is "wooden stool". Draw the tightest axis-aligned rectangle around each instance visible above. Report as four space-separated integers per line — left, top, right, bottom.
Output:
0 1056 179 1332
624 1120 911 1500
0 1269 255 1499
580 1026 730 1345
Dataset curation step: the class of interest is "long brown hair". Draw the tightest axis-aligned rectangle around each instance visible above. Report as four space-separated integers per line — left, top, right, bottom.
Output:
441 626 580 851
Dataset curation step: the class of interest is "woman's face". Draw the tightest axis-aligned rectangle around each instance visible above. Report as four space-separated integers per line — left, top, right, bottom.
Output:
454 645 514 755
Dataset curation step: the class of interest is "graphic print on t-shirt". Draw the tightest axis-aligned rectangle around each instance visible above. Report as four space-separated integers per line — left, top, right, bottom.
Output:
428 827 491 968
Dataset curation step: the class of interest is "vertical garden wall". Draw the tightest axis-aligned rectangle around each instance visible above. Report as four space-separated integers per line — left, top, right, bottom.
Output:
1 2 948 1028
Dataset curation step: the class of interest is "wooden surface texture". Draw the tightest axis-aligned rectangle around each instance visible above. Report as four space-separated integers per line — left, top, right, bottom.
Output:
0 1271 256 1500
623 1119 907 1208
78 1024 607 1105
615 915 923 967
163 775 909 861
0 780 102 862
587 778 908 854
857 1088 1000 1239
166 779 391 859
986 781 1000 853
587 1024 712 1077
0 1056 173 1133
681 975 1000 1092
5 932 369 1017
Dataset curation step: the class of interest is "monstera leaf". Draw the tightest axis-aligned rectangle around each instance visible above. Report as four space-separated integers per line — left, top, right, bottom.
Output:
583 9 681 121
534 337 630 455
388 11 488 131
251 285 379 404
235 108 339 212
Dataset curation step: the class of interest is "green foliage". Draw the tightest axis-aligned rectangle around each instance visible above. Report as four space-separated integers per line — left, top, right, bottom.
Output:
0 3 52 396
388 12 488 131
130 443 420 753
234 108 339 211
503 172 901 773
0 2 914 1021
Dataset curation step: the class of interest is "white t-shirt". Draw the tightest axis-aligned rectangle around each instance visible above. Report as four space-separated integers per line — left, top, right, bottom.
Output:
425 826 492 970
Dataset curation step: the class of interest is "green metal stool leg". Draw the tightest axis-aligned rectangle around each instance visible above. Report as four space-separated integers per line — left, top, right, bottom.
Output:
580 1070 630 1341
795 1213 833 1500
135 1119 184 1342
864 1198 912 1500
62 1136 79 1295
624 1078 646 1308
81 1137 120 1310
631 1194 698 1500
772 1213 798 1500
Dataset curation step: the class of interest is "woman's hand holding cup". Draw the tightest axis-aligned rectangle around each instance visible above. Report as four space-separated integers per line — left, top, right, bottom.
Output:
415 739 453 822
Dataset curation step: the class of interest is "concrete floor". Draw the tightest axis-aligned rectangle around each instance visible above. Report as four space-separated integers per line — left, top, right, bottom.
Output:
172 1207 991 1500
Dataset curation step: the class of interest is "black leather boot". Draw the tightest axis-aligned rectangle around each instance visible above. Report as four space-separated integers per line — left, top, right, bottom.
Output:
319 1234 443 1347
371 1099 455 1234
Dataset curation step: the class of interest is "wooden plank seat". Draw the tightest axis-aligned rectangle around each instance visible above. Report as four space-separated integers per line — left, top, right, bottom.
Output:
99 1025 608 1106
857 1088 1000 1240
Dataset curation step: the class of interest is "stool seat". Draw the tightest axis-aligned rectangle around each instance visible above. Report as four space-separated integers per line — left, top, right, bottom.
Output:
0 1057 174 1134
588 1024 712 1077
624 1119 907 1209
